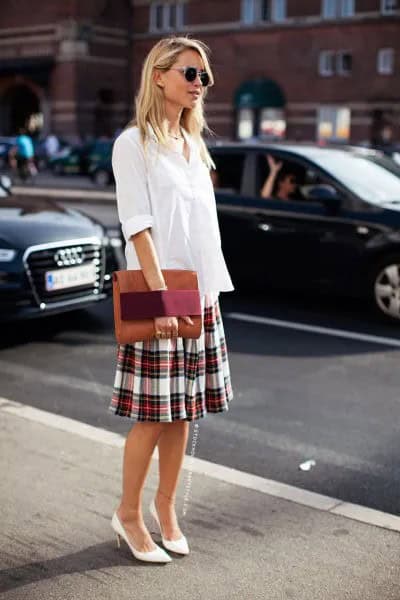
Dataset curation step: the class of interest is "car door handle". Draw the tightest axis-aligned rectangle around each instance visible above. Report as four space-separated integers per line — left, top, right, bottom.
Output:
254 213 295 233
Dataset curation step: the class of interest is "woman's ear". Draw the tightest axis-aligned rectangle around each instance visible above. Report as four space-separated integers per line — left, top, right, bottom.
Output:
153 71 164 88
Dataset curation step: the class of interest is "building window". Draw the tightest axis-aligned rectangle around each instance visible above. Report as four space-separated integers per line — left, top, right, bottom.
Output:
271 0 286 21
242 0 257 24
322 0 336 17
241 0 285 24
336 51 352 75
322 0 354 18
237 108 256 139
318 106 351 142
259 108 286 139
381 0 398 14
340 0 355 17
149 2 185 32
319 50 335 76
377 48 395 74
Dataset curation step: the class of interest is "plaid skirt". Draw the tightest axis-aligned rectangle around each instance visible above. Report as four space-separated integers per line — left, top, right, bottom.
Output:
108 292 233 422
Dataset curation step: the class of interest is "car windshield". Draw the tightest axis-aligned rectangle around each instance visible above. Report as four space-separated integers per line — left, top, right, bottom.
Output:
309 150 400 205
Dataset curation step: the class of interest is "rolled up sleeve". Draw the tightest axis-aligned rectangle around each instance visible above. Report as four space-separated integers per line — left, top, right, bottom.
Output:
112 133 153 241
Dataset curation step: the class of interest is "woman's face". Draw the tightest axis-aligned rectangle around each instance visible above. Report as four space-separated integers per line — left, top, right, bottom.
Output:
279 173 298 195
155 49 206 110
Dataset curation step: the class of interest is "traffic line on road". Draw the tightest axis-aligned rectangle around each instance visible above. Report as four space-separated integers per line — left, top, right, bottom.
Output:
226 312 400 348
1 396 400 534
12 186 114 202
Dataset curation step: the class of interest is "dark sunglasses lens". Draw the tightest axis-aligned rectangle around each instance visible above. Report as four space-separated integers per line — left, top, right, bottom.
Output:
200 72 210 87
184 67 197 82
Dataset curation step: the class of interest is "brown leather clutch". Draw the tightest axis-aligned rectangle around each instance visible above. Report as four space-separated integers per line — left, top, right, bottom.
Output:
112 269 202 343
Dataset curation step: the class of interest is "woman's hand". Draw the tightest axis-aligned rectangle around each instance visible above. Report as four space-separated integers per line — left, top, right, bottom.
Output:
260 154 283 199
266 154 283 174
154 315 194 339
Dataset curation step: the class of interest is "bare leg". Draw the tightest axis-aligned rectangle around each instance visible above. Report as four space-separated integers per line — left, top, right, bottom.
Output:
155 421 190 540
116 421 164 552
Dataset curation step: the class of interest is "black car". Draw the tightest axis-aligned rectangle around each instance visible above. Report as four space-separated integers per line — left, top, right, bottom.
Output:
89 155 114 186
49 140 113 177
209 142 400 321
0 175 121 322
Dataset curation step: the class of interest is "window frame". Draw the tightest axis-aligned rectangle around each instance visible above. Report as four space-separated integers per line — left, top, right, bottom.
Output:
319 50 335 76
340 0 355 17
241 0 257 24
271 0 286 22
322 0 337 19
381 0 398 15
336 50 352 76
149 1 185 32
377 48 395 74
322 0 355 18
317 105 351 143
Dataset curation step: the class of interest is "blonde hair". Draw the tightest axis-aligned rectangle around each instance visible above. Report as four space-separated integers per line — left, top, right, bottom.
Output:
125 35 216 170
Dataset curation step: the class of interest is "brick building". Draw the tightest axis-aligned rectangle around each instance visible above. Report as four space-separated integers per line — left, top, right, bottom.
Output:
0 1 133 141
0 0 399 144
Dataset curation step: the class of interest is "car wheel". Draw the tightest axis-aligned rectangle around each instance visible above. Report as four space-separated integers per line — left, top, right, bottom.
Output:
93 169 110 186
371 256 400 321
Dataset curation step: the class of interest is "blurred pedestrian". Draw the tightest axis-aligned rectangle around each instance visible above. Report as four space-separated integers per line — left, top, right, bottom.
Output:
44 133 60 159
8 126 36 183
108 36 234 563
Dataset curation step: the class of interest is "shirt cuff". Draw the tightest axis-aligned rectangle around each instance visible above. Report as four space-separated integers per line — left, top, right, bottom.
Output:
122 214 153 240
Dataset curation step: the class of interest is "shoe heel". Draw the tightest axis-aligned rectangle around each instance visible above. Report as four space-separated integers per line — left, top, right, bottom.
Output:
116 533 121 549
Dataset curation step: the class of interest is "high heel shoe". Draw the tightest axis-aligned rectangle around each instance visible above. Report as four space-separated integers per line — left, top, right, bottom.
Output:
149 498 190 555
111 511 172 563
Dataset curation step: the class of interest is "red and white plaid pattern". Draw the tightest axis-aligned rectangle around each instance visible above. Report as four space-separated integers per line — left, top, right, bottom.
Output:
108 293 233 422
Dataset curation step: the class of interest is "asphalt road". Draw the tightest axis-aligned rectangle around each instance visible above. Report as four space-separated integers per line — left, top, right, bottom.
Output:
2 190 400 518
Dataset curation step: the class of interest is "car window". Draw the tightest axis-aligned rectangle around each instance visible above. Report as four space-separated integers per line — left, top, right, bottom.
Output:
256 153 308 202
256 152 348 206
210 152 246 195
305 150 400 205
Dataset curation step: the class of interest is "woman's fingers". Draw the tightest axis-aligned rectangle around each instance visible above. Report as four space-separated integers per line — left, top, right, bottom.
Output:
181 315 194 325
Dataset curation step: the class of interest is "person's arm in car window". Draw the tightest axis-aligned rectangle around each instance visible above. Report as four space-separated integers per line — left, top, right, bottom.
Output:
260 154 282 198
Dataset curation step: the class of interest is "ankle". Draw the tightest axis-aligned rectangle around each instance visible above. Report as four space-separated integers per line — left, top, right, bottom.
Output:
117 505 142 522
156 489 177 506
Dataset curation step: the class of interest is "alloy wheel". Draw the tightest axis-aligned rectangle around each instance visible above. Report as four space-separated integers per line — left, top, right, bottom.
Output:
374 263 400 320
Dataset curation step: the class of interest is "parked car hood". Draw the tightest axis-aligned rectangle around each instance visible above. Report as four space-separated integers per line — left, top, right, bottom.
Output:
0 194 104 249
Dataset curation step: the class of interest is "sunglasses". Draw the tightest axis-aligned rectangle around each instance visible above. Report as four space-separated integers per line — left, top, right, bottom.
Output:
169 66 211 87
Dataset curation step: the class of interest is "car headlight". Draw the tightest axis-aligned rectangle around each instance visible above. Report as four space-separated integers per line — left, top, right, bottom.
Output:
0 249 17 262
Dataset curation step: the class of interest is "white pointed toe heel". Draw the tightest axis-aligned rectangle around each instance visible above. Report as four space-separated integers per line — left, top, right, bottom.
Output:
111 511 172 563
149 498 190 555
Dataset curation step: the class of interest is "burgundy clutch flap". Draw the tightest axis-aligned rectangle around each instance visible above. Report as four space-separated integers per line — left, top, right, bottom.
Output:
112 269 202 343
120 289 202 320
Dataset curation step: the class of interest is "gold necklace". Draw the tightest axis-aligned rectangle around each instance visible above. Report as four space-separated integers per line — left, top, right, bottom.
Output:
168 128 183 140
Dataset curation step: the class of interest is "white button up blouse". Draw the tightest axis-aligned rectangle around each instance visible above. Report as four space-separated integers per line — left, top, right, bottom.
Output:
112 122 234 303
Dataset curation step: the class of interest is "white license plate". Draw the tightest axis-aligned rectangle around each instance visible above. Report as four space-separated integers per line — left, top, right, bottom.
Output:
45 263 97 291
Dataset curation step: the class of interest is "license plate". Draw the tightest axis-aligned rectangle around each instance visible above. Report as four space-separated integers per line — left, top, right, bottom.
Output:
45 263 97 291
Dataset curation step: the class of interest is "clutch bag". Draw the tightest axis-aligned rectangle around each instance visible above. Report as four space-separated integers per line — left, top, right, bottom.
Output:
112 269 202 343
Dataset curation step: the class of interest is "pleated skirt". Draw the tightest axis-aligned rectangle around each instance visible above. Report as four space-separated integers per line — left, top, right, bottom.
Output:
108 292 233 422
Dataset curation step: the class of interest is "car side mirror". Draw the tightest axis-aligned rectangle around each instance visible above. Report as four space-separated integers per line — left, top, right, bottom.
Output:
305 184 342 212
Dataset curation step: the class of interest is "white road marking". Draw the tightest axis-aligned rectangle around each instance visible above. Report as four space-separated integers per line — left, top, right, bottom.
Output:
226 312 400 348
13 186 114 201
1 396 399 534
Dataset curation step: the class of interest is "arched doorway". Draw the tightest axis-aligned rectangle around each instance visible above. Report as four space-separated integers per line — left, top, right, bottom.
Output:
0 84 41 135
234 78 286 141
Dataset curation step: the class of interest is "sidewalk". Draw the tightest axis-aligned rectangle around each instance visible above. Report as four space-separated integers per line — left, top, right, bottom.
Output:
1 400 399 600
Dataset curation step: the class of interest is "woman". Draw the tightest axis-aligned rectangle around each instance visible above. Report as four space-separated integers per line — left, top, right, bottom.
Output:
260 154 299 200
108 36 234 563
